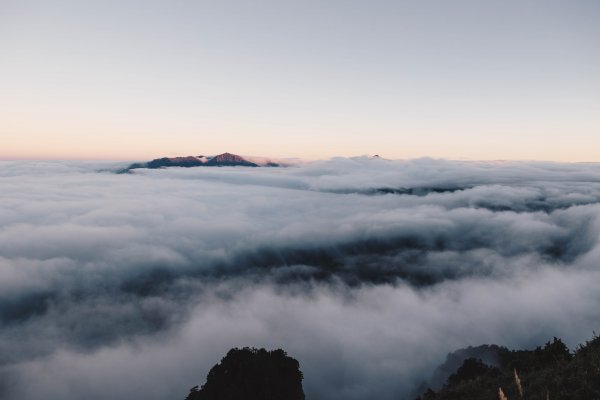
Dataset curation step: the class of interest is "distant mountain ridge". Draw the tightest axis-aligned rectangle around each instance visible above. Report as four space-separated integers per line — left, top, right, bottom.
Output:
121 152 279 172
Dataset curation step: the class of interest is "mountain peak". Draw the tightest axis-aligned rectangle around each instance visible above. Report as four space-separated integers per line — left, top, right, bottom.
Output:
206 152 257 166
121 152 260 172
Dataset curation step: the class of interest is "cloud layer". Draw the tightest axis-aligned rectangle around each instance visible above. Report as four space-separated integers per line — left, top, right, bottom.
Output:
1 157 600 399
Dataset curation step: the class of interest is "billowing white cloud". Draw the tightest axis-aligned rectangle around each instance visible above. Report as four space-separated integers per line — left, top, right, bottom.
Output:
1 158 600 400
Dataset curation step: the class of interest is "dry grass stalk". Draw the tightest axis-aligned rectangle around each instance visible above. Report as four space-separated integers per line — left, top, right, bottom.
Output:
498 387 509 400
514 368 523 397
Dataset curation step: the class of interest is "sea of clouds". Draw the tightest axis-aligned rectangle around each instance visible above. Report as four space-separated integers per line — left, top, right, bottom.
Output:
1 157 600 400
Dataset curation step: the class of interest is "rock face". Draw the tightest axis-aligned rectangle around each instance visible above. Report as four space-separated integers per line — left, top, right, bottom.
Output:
185 348 305 400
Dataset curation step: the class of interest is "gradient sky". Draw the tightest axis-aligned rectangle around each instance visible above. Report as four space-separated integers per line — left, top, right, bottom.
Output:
1 0 599 161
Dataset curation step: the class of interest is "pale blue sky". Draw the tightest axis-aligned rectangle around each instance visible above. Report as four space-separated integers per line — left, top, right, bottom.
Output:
1 0 599 160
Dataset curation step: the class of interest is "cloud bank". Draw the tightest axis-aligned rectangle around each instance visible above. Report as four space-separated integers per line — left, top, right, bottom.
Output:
1 157 600 400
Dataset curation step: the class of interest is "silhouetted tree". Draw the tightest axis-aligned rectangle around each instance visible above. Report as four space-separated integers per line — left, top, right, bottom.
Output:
415 334 600 400
447 358 500 386
185 347 305 400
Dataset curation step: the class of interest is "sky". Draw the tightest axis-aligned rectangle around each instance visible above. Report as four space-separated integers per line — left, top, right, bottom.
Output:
1 0 599 161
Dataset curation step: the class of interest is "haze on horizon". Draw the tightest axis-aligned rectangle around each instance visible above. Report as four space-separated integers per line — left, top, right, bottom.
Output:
1 0 599 161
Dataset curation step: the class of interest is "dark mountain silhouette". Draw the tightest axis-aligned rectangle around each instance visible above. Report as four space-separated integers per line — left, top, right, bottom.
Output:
205 152 259 167
185 347 305 400
121 152 261 172
416 335 600 400
147 156 206 168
